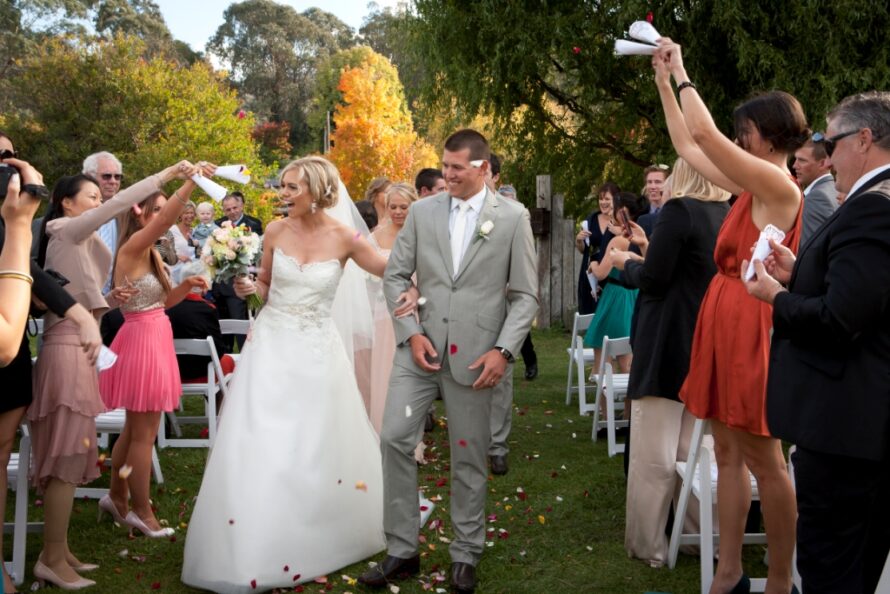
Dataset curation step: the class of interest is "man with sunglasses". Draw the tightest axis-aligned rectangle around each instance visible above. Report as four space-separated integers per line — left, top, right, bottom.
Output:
83 151 124 293
744 91 890 594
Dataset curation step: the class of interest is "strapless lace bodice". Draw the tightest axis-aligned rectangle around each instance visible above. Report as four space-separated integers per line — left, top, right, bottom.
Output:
120 273 166 312
260 248 343 333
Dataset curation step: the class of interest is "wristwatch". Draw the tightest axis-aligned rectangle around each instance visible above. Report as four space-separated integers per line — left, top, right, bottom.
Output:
495 347 514 362
21 184 49 199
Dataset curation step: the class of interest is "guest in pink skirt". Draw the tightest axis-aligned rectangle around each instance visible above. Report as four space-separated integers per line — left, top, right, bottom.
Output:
98 161 212 540
29 162 191 590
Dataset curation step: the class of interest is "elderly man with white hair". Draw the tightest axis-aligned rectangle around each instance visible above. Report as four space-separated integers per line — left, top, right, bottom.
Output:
83 151 124 292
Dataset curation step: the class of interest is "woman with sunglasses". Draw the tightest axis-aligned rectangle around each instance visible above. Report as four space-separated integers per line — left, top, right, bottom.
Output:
0 134 103 593
654 40 806 594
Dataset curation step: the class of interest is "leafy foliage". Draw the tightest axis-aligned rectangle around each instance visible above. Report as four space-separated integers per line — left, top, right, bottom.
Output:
207 0 354 152
405 0 890 216
327 49 438 199
4 34 275 223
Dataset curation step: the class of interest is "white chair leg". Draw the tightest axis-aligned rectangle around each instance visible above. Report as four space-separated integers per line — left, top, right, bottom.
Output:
11 434 29 586
565 348 575 406
699 445 714 594
157 414 168 449
668 419 705 568
151 446 164 484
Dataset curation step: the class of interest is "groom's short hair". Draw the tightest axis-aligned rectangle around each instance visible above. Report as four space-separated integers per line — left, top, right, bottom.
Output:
444 129 490 161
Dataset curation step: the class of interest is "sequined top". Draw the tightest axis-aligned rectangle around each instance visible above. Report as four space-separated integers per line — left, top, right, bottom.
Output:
120 272 167 313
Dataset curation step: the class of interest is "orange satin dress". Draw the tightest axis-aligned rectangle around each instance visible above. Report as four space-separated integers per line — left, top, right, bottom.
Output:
680 189 801 436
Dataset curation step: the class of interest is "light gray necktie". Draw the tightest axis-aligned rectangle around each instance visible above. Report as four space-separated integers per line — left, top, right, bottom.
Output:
451 201 471 276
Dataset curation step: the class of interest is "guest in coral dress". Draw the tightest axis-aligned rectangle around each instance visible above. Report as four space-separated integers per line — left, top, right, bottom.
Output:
655 39 806 594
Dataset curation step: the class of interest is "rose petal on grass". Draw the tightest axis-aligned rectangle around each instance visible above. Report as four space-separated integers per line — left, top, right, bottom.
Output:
538 515 546 525
435 478 447 487
151 582 161 590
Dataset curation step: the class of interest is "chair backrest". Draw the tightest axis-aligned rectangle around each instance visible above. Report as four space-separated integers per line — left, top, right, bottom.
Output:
219 319 250 335
602 335 632 360
173 337 229 399
572 312 595 337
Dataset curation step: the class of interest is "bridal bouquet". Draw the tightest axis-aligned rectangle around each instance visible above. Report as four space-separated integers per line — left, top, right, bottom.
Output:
201 221 263 310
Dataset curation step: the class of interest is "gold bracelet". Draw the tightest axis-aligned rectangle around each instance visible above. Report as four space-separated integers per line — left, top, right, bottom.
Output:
0 270 34 285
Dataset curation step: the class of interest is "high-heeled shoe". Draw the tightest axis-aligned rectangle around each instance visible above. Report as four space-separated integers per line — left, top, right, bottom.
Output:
97 495 126 526
124 511 174 538
33 560 95 590
68 561 99 573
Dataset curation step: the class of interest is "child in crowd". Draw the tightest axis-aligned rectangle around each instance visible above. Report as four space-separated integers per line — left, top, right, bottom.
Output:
190 202 218 248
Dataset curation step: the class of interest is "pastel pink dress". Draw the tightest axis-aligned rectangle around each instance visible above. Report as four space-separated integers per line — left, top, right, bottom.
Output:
99 272 181 412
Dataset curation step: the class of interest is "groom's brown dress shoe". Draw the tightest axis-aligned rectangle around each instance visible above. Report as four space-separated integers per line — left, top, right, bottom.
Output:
357 555 420 587
489 454 508 475
450 562 476 593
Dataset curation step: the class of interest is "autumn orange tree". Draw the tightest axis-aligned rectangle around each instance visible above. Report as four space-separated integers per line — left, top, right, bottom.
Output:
328 49 437 199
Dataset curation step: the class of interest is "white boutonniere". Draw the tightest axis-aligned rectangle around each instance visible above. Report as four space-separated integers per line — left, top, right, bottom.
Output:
477 220 494 240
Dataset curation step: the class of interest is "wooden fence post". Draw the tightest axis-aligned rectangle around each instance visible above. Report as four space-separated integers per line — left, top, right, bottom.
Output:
535 175 552 329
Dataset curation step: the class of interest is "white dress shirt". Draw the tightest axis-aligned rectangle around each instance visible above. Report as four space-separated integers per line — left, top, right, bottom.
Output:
448 187 487 266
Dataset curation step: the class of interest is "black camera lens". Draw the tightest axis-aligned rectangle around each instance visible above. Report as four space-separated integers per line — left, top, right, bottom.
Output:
0 163 20 196
0 149 17 160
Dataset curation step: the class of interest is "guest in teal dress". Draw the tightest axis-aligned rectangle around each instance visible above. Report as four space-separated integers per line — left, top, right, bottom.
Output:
584 191 648 374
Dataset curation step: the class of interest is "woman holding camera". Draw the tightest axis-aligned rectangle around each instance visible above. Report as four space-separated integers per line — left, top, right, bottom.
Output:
0 134 102 593
28 161 196 590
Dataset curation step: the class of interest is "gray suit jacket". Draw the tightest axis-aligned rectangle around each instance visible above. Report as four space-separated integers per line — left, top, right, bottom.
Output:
801 174 838 245
383 188 538 386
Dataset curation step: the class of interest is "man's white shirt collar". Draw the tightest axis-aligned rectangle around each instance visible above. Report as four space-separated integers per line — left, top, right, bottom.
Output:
847 164 890 200
451 186 487 213
803 173 834 196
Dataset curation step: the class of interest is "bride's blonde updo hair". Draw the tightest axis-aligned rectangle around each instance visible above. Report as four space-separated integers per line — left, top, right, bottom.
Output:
279 156 340 209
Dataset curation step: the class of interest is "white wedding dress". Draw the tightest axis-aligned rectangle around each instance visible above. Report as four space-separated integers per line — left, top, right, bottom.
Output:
182 249 385 593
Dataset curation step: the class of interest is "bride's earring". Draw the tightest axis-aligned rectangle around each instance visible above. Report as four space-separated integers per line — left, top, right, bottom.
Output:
311 201 318 214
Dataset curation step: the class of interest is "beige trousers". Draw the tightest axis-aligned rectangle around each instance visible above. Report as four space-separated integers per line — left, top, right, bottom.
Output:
624 396 713 567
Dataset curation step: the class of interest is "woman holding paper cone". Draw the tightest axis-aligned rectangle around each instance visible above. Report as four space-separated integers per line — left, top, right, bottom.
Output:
654 40 805 594
28 161 193 589
98 161 213 541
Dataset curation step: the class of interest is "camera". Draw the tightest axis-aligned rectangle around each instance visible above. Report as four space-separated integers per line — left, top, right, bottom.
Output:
0 163 19 196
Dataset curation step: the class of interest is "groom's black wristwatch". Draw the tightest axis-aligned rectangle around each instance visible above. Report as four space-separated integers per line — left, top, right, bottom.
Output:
495 347 514 363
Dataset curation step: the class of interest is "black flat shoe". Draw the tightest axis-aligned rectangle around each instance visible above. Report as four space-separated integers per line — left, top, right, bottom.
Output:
728 573 751 594
357 555 420 587
524 363 538 380
450 562 476 593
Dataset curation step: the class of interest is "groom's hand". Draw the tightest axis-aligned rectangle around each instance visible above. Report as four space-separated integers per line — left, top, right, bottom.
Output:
409 334 441 371
469 350 507 390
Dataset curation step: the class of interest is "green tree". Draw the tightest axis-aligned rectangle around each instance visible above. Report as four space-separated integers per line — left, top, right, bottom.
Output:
93 0 202 65
207 0 354 152
4 34 274 221
406 0 890 215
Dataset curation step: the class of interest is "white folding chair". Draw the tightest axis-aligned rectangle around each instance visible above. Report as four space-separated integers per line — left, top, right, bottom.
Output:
572 336 598 416
219 319 251 336
565 312 595 410
668 419 769 594
74 409 165 499
5 425 41 586
877 549 890 594
590 335 630 456
157 337 228 449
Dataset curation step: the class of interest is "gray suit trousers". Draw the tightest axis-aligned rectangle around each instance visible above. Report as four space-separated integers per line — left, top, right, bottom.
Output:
381 356 493 565
488 364 513 456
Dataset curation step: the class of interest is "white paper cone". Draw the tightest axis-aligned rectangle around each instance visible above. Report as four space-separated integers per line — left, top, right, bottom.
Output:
215 164 251 184
744 224 786 281
614 39 657 56
628 20 661 45
97 345 118 372
191 174 228 202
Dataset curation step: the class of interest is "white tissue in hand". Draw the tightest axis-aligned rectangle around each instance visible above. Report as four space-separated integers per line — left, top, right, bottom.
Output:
580 220 590 246
745 224 786 281
614 39 657 56
97 345 118 372
191 174 228 202
215 164 251 184
628 20 661 45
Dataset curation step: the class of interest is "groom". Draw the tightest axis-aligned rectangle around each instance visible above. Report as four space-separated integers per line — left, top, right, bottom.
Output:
359 129 538 593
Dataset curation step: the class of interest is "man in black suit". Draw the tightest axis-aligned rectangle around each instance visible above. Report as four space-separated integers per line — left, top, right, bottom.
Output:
744 91 890 594
213 192 263 347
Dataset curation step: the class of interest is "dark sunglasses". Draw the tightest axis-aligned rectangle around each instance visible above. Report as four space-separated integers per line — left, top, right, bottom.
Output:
812 130 859 157
100 173 123 181
0 149 17 160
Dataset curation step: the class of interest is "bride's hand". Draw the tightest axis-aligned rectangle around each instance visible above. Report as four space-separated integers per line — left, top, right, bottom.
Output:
234 276 256 299
394 286 422 320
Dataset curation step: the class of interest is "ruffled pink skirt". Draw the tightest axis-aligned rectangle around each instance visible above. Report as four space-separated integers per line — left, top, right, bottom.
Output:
99 308 181 412
29 319 104 491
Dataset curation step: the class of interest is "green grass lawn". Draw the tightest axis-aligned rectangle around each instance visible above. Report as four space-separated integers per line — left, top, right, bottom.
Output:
11 328 769 593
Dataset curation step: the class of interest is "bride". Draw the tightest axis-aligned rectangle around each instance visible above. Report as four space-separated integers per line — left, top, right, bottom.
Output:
182 156 413 593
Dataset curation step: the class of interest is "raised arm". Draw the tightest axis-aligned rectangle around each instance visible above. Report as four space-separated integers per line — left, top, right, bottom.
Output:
61 173 168 243
117 161 207 259
658 39 799 210
348 230 387 278
653 54 742 196
589 235 630 280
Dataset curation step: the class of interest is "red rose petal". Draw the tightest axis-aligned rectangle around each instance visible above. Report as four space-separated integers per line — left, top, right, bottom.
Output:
283 565 289 572
420 505 429 511
435 478 447 487
250 578 256 589
293 573 302 581
151 582 161 590
228 519 235 525
458 439 467 447
238 110 246 119
572 46 581 54
449 344 458 355
646 11 654 23
199 427 209 439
